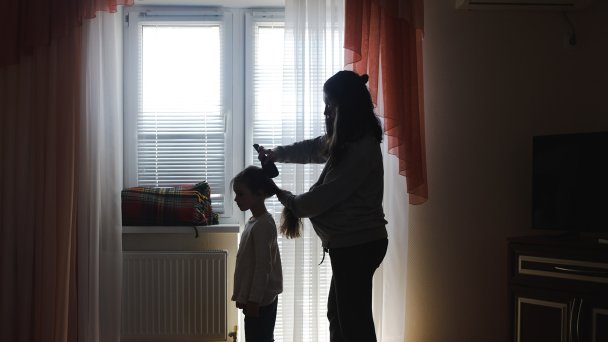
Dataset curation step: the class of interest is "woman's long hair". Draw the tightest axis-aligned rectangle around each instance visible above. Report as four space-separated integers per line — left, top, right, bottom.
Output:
323 71 383 161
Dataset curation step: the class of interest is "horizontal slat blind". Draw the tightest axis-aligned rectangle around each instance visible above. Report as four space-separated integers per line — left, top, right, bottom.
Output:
138 23 226 212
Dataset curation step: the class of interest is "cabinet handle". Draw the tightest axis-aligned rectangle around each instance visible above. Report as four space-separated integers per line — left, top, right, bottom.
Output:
554 266 608 276
569 298 576 342
575 298 583 342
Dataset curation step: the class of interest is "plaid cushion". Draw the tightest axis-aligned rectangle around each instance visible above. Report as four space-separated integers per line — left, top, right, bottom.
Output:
121 181 219 226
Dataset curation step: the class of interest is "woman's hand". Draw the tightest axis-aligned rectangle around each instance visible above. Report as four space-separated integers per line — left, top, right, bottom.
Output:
256 145 275 164
276 189 293 204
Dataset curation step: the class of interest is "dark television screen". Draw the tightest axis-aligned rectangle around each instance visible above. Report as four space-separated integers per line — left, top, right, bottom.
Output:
532 132 608 233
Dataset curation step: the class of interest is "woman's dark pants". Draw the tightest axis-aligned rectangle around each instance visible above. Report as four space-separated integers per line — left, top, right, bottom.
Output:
327 238 388 342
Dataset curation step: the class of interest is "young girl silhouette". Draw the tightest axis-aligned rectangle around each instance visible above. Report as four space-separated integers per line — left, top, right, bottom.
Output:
231 166 283 342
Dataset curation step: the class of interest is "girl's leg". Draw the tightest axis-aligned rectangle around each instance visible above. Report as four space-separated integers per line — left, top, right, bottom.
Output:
327 238 388 342
244 297 278 342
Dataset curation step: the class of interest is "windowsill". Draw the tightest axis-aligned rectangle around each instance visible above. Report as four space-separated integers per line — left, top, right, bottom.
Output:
122 223 240 234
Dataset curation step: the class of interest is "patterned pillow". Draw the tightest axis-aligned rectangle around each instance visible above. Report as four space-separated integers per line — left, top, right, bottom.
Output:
121 181 219 226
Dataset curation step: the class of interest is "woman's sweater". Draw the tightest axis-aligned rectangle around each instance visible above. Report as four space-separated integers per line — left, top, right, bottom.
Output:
275 135 387 248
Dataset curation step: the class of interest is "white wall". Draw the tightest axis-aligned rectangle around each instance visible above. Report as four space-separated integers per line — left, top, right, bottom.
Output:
406 1 608 341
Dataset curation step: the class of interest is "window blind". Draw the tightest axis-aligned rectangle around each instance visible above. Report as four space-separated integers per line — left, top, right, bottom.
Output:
137 23 226 212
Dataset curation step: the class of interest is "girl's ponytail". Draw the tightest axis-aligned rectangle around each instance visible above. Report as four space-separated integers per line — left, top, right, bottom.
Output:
279 207 302 239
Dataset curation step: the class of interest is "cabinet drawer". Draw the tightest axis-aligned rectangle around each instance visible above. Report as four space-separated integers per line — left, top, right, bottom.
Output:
518 255 608 284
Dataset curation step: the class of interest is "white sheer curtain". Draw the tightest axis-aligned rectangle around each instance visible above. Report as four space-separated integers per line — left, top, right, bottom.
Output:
373 143 410 342
267 1 344 341
78 9 124 342
371 69 410 342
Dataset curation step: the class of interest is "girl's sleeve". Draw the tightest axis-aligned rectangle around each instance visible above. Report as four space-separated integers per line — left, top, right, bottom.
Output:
273 136 328 164
248 220 276 304
277 138 377 218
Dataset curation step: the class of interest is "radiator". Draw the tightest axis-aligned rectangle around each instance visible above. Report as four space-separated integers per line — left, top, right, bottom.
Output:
121 251 227 341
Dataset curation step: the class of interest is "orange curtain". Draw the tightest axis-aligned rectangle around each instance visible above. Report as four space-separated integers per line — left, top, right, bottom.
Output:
1 0 131 67
345 0 427 204
0 1 131 341
1 27 82 342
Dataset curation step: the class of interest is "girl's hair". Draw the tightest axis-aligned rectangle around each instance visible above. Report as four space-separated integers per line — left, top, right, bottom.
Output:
323 71 383 160
231 166 302 238
231 165 278 198
280 207 302 239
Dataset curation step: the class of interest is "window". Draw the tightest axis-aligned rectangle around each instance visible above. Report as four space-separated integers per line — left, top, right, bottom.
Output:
124 8 297 222
124 8 235 218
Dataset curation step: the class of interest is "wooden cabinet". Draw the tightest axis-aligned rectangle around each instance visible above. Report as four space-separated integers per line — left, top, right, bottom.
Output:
509 236 608 342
